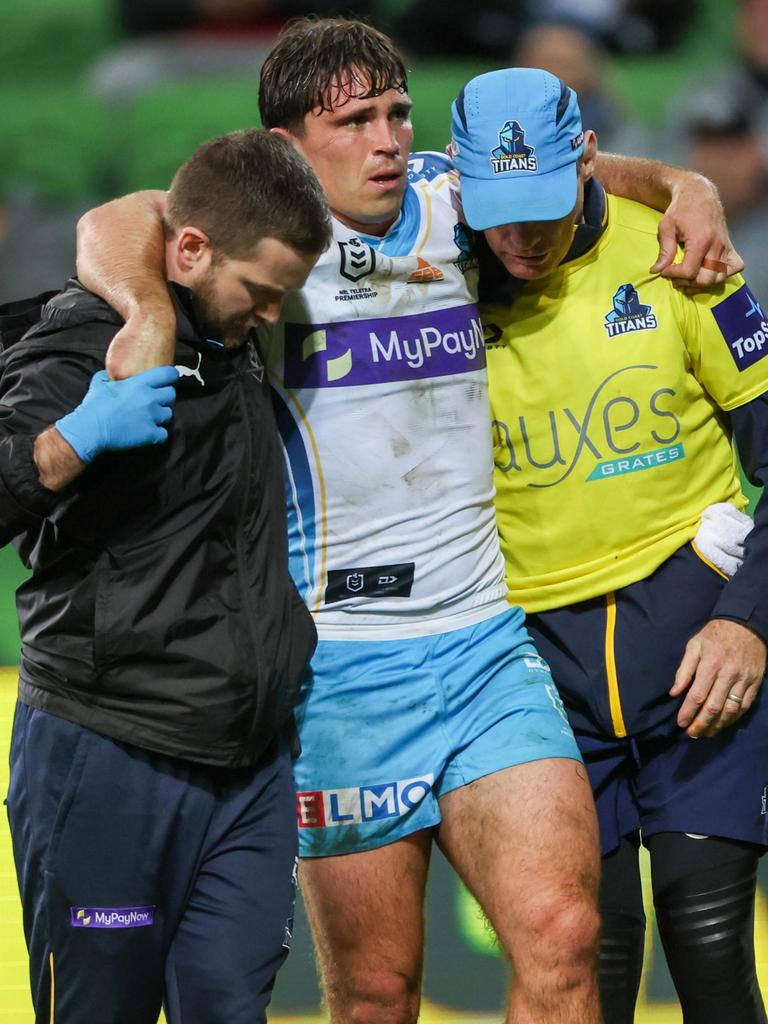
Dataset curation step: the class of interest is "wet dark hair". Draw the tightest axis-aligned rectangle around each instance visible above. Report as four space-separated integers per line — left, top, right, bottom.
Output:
166 129 331 257
259 17 408 131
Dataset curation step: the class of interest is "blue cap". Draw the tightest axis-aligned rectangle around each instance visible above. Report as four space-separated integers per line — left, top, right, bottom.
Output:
451 68 585 230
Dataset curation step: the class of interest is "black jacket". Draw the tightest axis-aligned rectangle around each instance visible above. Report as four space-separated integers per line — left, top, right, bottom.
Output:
0 281 316 766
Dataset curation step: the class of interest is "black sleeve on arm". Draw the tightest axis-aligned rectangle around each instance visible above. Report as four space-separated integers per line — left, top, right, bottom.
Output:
710 393 768 644
0 433 59 544
0 343 104 546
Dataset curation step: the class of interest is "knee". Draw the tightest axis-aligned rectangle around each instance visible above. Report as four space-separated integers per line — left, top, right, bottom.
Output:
327 969 420 1024
525 891 602 974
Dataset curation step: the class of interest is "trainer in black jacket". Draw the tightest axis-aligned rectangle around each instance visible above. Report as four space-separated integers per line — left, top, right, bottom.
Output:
0 281 316 766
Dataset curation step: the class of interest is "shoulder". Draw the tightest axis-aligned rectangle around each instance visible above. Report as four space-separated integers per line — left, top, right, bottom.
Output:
606 192 664 241
1 282 119 373
407 150 456 185
406 151 463 229
36 280 121 332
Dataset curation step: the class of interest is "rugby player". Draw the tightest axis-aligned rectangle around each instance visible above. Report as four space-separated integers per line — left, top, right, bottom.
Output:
453 67 768 1024
75 19 743 1023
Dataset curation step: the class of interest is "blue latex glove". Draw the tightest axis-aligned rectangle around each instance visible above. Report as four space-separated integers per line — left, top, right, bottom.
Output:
55 365 180 463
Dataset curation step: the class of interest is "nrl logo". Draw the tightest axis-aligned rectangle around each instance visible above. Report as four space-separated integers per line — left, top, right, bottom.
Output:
339 238 377 282
345 572 364 592
491 120 537 174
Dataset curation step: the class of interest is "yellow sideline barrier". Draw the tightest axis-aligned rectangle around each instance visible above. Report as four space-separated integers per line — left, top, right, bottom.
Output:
1 666 766 1023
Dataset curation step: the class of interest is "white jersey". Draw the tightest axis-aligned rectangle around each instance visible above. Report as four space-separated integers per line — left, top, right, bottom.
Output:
265 153 507 639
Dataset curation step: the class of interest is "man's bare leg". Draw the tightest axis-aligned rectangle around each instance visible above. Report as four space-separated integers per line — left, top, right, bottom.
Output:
300 831 432 1024
438 758 603 1024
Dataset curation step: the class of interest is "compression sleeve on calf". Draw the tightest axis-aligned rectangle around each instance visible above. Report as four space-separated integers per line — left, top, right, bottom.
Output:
649 833 765 1024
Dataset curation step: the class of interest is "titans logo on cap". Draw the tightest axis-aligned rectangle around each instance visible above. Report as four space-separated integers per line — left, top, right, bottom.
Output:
490 121 538 174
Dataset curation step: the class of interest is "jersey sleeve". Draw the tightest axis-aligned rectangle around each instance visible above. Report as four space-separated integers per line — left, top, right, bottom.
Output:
709 394 768 643
683 276 768 411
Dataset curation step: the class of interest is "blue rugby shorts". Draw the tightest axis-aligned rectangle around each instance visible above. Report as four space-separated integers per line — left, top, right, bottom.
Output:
293 607 581 857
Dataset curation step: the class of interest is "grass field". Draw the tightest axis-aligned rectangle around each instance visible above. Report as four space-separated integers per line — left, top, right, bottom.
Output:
1 664 766 1023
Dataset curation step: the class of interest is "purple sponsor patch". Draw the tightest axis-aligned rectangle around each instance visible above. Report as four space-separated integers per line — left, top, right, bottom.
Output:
70 906 155 929
711 284 768 372
283 303 485 389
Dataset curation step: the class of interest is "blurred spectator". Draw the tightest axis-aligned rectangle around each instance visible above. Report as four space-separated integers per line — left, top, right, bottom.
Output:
668 0 768 148
724 0 768 138
685 82 768 303
391 0 526 60
513 19 654 155
119 0 374 35
533 0 699 53
0 191 90 304
391 0 698 63
734 0 768 115
89 0 375 103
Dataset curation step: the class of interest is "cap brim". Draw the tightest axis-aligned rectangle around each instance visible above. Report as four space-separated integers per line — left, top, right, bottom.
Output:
460 161 579 231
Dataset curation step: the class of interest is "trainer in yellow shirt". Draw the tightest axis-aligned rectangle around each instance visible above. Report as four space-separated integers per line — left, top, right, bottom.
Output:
452 67 768 1024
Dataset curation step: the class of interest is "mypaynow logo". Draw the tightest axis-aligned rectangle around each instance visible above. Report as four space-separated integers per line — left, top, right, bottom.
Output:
283 304 485 388
70 906 156 929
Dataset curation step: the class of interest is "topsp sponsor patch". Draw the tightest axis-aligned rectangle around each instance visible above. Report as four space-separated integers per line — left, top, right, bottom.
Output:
712 284 768 372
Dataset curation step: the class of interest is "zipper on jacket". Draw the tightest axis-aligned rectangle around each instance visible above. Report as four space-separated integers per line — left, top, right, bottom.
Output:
604 593 627 738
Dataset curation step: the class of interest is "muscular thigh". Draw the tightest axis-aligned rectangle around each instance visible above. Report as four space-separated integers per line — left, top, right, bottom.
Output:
437 759 600 956
300 832 432 990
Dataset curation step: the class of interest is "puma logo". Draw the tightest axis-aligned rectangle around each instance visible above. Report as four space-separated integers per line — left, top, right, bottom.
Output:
175 352 205 387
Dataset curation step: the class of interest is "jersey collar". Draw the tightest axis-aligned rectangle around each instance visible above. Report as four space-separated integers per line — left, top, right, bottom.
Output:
562 178 608 265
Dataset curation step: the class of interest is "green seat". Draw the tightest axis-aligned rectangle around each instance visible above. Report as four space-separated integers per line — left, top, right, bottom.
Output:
407 60 496 153
0 0 117 85
115 77 263 193
0 84 108 201
608 0 737 124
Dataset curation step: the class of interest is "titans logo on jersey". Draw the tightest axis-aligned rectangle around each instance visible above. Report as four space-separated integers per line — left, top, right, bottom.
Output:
453 222 479 274
604 284 658 338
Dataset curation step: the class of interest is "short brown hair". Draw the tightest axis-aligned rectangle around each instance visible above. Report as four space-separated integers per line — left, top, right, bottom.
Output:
259 17 408 131
166 129 331 257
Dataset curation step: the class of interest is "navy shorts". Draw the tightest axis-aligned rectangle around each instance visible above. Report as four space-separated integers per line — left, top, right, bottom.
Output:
526 543 768 856
6 703 297 1024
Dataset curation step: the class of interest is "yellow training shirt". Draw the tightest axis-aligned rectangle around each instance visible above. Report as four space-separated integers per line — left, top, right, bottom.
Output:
484 191 768 612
